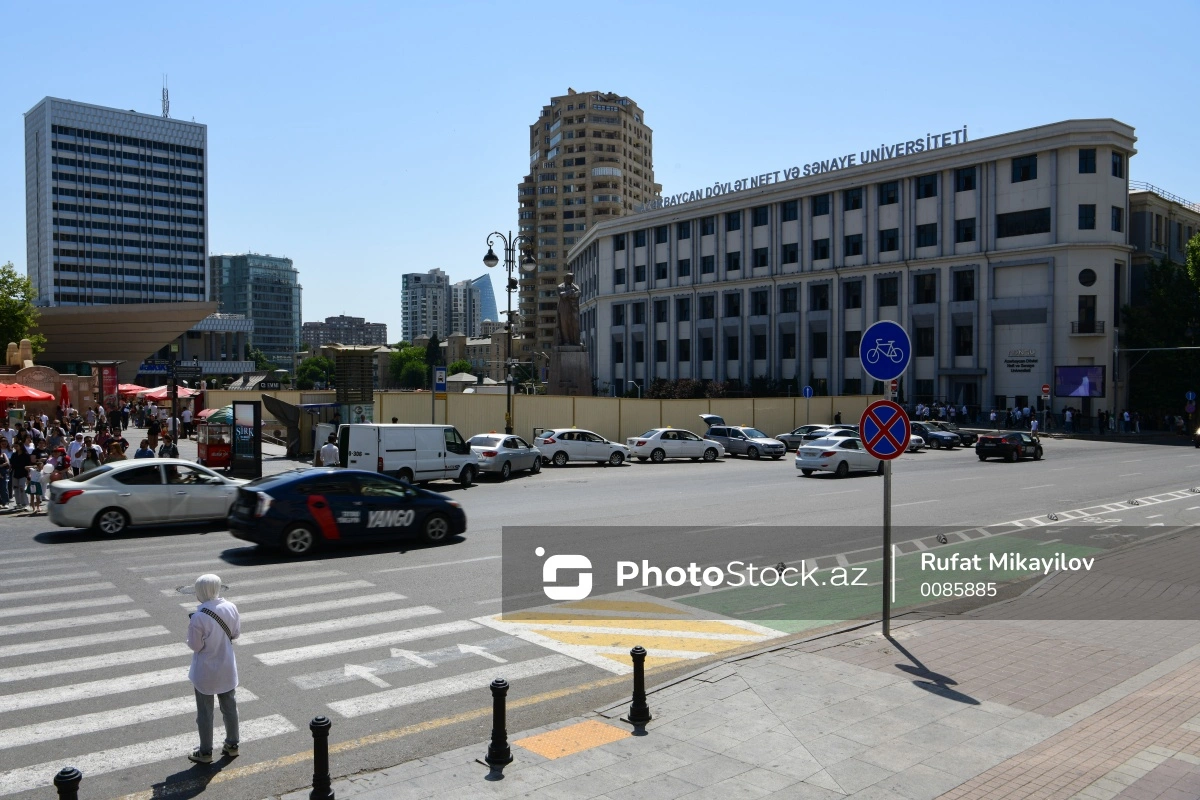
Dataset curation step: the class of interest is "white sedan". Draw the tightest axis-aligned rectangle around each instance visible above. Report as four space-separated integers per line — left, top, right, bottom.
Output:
534 429 632 466
626 428 725 463
47 459 247 535
795 437 883 478
907 434 926 452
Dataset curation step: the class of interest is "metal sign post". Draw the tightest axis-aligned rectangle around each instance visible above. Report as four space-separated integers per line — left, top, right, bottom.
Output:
802 385 813 424
859 321 912 639
432 367 447 424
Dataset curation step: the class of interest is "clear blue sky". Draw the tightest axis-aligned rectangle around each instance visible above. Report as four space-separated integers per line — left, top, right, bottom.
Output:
2 1 1197 342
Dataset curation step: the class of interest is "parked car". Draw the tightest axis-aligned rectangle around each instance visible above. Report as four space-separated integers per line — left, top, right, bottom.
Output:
468 434 542 480
911 421 962 450
534 429 630 466
933 422 977 446
626 428 724 462
776 424 830 451
47 459 247 535
338 423 477 486
907 434 926 452
795 437 883 477
228 469 466 556
976 432 1043 462
699 415 787 459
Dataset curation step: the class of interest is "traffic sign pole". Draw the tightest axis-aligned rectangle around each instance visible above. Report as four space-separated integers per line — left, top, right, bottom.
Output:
882 383 893 638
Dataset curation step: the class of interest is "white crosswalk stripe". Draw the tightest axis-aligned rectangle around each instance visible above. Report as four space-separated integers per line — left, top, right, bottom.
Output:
0 666 189 712
159 568 347 594
0 594 133 618
0 609 151 637
0 625 169 658
140 560 328 583
0 561 87 577
0 580 114 602
256 619 478 665
0 570 101 588
239 592 407 622
0 553 75 567
176 579 376 607
0 642 190 683
239 607 441 645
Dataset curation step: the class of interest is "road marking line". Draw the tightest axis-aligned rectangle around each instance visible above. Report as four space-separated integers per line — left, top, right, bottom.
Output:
1189 506 1200 511
497 622 763 641
376 555 501 573
0 581 114 602
0 546 51 555
0 609 151 638
894 499 938 507
101 540 219 554
0 643 190 683
835 554 850 567
141 561 328 583
176 580 375 607
1018 484 1055 490
1039 539 1062 545
0 562 88 578
158 568 347 595
0 570 100 588
0 666 189 713
256 619 474 666
239 607 442 645
0 554 74 566
950 476 985 481
1120 459 1144 463
0 626 169 658
475 597 503 605
0 714 296 797
328 655 580 718
292 636 529 690
128 557 230 573
808 489 862 497
1118 473 1142 477
0 690 258 751
0 595 133 619
240 593 407 622
1147 514 1163 519
912 540 930 550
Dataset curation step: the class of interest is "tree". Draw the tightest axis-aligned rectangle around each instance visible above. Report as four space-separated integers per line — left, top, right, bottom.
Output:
0 262 46 356
448 359 473 375
244 344 275 371
296 356 335 390
389 345 429 389
425 334 443 366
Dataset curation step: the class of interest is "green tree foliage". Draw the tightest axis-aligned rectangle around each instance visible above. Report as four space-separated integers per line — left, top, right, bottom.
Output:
243 344 276 371
389 346 429 389
296 356 336 390
448 359 473 375
0 262 46 355
425 334 443 366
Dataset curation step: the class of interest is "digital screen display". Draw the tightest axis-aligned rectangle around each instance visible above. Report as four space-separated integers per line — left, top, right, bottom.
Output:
1054 366 1106 398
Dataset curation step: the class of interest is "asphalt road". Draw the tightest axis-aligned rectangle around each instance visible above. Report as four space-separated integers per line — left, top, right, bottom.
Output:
0 431 1197 800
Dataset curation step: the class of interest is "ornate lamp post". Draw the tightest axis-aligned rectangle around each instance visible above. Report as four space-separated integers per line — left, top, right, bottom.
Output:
483 232 536 433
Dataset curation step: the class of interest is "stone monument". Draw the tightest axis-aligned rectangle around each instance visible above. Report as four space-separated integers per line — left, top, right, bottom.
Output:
547 272 591 395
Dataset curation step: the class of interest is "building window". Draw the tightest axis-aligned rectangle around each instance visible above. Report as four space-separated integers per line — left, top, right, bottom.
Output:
1111 206 1124 232
780 287 798 313
916 174 938 199
781 200 798 222
812 238 830 260
844 329 861 353
724 293 740 317
726 252 742 272
700 295 715 319
1011 154 1037 182
844 234 863 257
780 332 796 359
726 211 741 232
996 208 1052 238
844 188 863 211
753 247 769 268
915 326 934 357
701 217 715 236
634 264 647 282
654 226 668 244
615 234 626 251
811 331 828 358
654 299 668 323
677 220 691 240
752 206 769 227
953 270 975 302
809 284 829 311
655 262 668 280
954 217 976 243
751 290 769 316
879 181 899 205
954 325 973 357
812 194 830 217
954 167 976 192
725 334 739 360
655 340 667 362
634 230 646 247
914 274 937 304
612 305 625 326
701 255 715 274
752 334 767 360
844 281 862 309
677 258 691 277
1079 148 1096 174
878 276 898 307
879 228 899 252
676 297 691 321
843 378 862 395
613 340 624 362
633 340 644 363
614 267 626 285
700 336 713 361
782 242 798 264
1112 152 1125 178
1079 204 1096 230
632 302 645 324
915 223 938 248
677 339 691 360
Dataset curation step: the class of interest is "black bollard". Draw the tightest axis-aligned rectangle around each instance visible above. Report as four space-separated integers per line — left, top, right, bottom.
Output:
626 646 652 726
309 716 334 800
53 767 82 800
485 678 513 768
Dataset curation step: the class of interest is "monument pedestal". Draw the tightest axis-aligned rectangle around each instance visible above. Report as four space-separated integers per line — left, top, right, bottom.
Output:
548 346 591 396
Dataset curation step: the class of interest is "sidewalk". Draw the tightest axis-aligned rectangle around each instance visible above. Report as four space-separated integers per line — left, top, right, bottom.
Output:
283 533 1200 800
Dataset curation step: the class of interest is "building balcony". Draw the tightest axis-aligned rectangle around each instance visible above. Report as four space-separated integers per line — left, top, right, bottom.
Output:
1070 320 1106 335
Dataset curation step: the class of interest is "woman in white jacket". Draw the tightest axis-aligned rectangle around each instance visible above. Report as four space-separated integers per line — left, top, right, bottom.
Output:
186 574 240 764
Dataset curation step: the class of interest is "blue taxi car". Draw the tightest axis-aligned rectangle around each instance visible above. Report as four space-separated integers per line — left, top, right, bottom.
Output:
228 469 467 556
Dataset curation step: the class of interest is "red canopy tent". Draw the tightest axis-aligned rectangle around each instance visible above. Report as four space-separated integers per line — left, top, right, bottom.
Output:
118 384 148 397
0 383 56 402
138 385 200 401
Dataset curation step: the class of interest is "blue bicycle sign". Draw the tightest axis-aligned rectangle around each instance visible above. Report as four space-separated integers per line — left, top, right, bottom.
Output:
859 320 911 381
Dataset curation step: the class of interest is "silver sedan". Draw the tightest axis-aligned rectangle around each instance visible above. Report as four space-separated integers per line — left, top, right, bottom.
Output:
468 434 542 480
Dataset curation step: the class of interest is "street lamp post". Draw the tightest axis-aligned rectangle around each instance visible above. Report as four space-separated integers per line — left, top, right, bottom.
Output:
483 232 536 434
627 381 641 399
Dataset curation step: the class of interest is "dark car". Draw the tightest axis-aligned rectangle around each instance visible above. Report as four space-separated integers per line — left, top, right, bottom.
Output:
228 468 467 556
911 421 961 450
933 422 978 446
976 432 1043 462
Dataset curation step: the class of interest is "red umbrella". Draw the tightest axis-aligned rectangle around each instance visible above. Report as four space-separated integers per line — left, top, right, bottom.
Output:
0 383 56 402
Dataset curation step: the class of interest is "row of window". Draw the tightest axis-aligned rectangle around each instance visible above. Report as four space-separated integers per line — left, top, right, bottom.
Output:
51 171 203 199
51 203 203 228
52 156 203 184
52 250 202 267
50 125 204 157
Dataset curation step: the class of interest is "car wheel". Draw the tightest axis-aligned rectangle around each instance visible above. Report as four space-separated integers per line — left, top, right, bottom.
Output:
931 439 941 450
703 448 718 462
1034 448 1043 461
421 513 450 544
1008 449 1019 463
92 507 129 535
650 448 666 463
747 446 760 460
282 524 317 556
608 451 625 466
801 468 815 476
499 461 512 481
458 466 476 486
397 468 414 484
530 458 541 474
978 455 987 461
876 461 884 475
835 461 850 478
552 451 568 467
771 454 783 460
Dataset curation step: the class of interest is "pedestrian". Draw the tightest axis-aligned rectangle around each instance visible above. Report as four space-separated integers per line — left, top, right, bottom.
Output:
0 438 11 508
9 436 31 511
80 445 104 474
134 439 155 459
106 441 127 462
1030 417 1039 436
1064 408 1073 433
186 574 240 764
319 434 340 468
121 403 131 431
1123 409 1131 434
990 408 997 428
158 434 179 459
181 407 193 439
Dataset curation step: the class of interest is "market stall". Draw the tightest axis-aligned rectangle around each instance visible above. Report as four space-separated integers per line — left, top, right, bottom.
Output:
196 405 233 469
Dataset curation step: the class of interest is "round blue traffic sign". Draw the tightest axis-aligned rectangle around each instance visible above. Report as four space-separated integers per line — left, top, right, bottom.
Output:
859 321 911 382
859 400 910 460
1187 391 1196 402
802 385 814 399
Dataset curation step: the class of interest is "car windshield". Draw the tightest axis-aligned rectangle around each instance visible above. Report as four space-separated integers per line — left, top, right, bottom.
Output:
469 436 501 447
638 430 659 438
742 429 768 439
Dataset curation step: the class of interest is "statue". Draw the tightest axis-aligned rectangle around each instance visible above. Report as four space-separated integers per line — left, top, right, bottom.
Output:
556 273 582 347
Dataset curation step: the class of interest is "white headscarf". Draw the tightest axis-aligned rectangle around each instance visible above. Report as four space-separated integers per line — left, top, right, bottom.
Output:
194 574 222 603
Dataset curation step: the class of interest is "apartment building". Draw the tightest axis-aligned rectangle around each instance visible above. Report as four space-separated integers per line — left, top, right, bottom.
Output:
209 253 302 368
302 315 388 349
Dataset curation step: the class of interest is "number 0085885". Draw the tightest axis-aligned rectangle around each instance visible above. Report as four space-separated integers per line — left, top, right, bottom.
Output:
920 582 996 598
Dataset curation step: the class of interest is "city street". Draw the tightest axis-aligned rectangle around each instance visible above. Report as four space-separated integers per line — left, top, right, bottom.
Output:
0 432 1197 799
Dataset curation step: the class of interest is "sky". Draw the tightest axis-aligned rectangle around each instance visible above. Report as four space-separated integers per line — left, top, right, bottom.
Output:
2 1 1198 343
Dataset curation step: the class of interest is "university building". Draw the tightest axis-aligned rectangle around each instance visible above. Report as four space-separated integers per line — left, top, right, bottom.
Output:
568 119 1173 414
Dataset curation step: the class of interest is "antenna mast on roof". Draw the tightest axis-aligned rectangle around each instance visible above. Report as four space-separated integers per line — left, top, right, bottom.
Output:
162 75 170 118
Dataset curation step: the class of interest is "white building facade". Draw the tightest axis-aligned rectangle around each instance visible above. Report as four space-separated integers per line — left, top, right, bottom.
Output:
569 119 1137 414
401 269 450 342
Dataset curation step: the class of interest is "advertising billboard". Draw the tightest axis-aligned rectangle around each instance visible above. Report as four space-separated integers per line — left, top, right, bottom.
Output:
1054 366 1106 398
231 400 262 478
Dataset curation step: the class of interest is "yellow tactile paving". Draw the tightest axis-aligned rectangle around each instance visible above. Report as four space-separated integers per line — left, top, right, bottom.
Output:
529 629 758 653
557 599 690 615
500 612 756 635
513 719 630 759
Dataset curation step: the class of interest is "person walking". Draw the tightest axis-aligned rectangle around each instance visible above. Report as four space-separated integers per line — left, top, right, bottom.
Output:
186 574 240 764
0 438 12 509
181 407 193 439
26 460 45 514
9 436 31 511
318 434 340 468
134 439 155 459
158 434 179 459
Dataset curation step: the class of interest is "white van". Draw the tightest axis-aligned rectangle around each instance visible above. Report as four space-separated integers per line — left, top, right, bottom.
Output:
338 424 478 486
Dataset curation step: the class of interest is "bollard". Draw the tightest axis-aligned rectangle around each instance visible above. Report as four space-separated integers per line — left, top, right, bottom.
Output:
309 716 334 800
53 767 82 800
485 678 513 768
626 646 652 726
